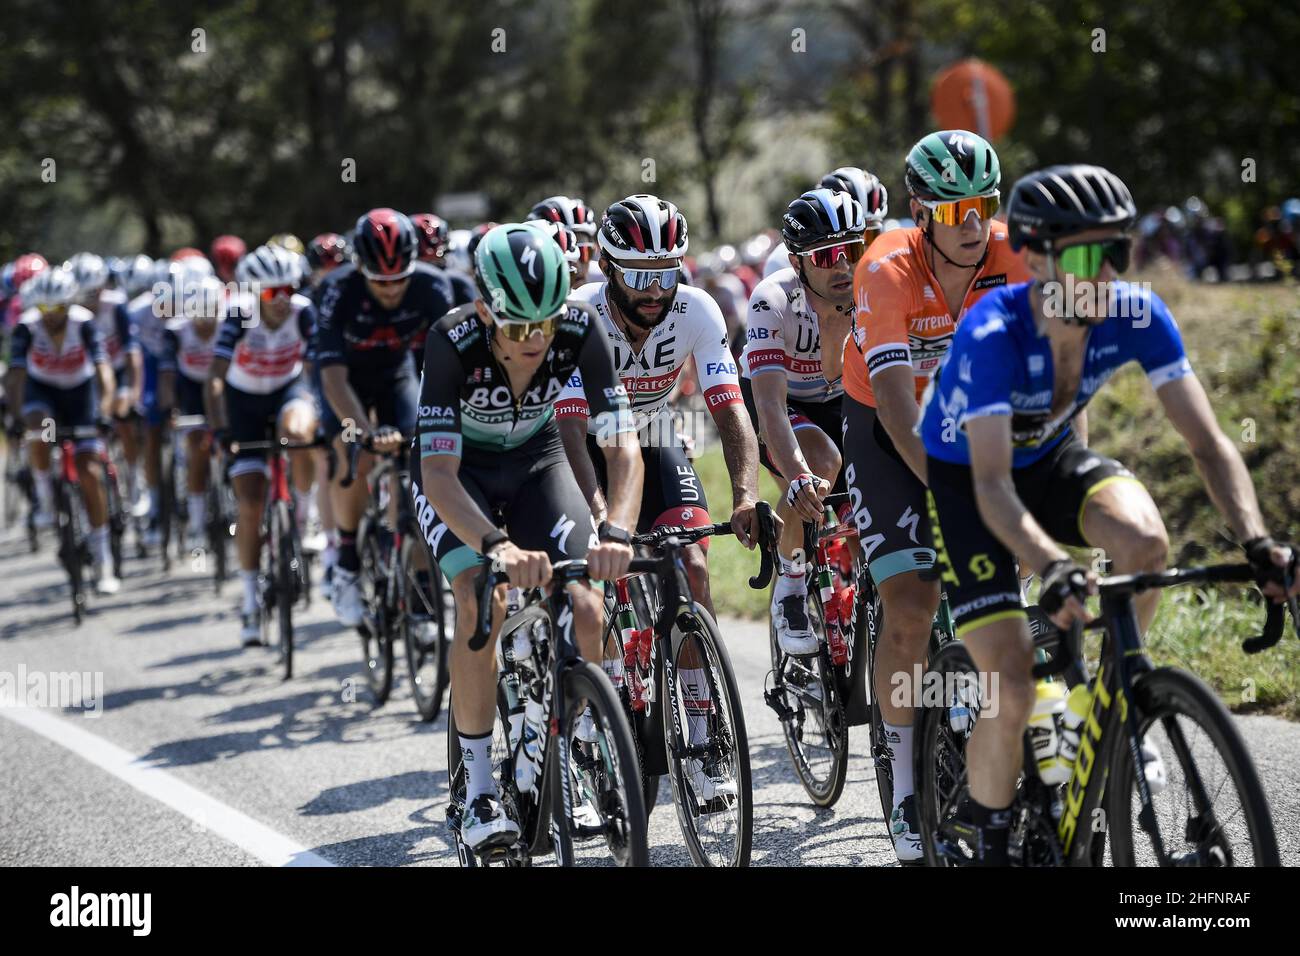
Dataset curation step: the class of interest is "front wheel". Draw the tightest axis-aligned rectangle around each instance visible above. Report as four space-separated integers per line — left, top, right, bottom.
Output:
916 641 981 867
357 516 394 704
273 501 297 681
1107 667 1279 867
553 661 648 866
401 537 451 722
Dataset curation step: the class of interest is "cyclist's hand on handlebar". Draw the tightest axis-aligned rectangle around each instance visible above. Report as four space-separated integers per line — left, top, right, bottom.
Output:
370 425 404 455
1038 558 1097 630
587 541 633 581
730 498 761 549
785 473 830 524
1244 536 1300 601
490 543 552 590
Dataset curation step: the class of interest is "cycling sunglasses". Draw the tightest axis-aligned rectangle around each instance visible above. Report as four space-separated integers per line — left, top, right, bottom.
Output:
920 192 1001 227
798 237 867 269
608 259 679 291
36 303 68 315
1056 237 1132 279
259 284 296 302
491 310 563 343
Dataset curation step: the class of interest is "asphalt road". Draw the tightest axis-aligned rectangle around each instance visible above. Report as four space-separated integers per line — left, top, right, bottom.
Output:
2 526 1297 867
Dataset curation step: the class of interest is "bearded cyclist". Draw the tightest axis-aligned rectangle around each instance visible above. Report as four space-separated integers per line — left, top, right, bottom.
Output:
919 163 1300 864
412 224 642 850
741 186 884 656
840 130 1034 862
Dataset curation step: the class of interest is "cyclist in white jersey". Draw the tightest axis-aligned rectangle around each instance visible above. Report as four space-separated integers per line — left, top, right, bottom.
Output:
763 166 889 278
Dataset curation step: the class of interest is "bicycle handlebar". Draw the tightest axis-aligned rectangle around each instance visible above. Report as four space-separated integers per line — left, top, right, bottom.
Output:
339 432 408 489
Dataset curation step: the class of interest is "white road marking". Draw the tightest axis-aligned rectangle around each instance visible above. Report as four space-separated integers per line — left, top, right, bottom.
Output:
2 705 335 867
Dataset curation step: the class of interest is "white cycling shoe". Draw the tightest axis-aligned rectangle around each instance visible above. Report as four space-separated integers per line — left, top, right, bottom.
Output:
239 611 263 648
330 567 365 628
461 791 520 851
685 757 737 806
889 796 924 863
772 591 818 657
94 568 121 596
1141 739 1168 796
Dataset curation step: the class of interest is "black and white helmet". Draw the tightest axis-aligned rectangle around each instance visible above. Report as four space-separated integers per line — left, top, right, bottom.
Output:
527 195 598 238
597 194 689 262
1007 164 1138 251
20 265 80 308
524 219 582 265
65 252 109 295
781 189 868 253
236 243 304 287
819 166 889 225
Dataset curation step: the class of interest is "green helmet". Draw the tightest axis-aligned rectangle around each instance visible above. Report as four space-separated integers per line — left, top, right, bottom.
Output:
904 130 1001 201
473 223 570 323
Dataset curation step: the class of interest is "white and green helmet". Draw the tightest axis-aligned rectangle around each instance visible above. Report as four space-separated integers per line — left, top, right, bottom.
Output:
904 130 1001 201
473 223 571 323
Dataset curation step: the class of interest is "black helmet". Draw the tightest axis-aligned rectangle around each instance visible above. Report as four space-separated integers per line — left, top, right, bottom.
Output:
352 208 418 279
1006 164 1137 251
781 188 867 253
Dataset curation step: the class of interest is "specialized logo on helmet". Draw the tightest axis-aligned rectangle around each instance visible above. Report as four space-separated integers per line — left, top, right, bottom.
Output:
520 244 539 279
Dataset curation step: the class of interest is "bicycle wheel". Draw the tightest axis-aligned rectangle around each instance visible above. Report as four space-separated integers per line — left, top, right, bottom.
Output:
446 687 528 867
103 464 126 579
401 537 451 722
56 480 85 625
661 605 753 867
552 661 648 867
859 577 896 827
273 501 296 680
1107 666 1280 866
158 442 173 571
207 481 228 595
357 515 394 703
768 588 848 807
916 641 981 867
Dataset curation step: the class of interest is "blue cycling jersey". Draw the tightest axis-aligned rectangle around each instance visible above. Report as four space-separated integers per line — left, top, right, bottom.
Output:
919 280 1192 468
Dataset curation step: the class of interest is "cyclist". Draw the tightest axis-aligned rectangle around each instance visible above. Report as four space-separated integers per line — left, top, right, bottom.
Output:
206 244 320 647
159 275 223 550
210 235 247 284
315 208 455 627
740 188 877 655
841 130 1031 862
112 256 155 518
919 162 1300 865
764 167 889 278
412 223 641 849
3 267 119 593
305 233 350 290
525 195 599 283
3 254 47 332
408 213 477 369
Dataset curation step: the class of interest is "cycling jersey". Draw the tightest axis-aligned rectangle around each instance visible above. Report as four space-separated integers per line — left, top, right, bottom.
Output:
9 306 105 388
417 301 633 457
555 281 742 433
844 224 1030 407
314 262 454 372
919 280 1192 468
213 294 315 395
408 267 477 357
127 291 167 359
763 242 790 278
740 266 843 404
92 288 136 371
161 317 218 383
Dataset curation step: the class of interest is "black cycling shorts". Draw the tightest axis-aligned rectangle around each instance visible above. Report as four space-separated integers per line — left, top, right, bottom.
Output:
224 378 317 478
22 378 102 454
321 357 419 442
927 436 1139 637
411 425 594 582
176 375 206 419
585 429 711 535
740 375 846 495
841 395 935 584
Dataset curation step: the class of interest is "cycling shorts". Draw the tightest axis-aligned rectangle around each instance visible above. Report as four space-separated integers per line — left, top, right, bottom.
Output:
841 394 935 584
139 352 164 427
927 436 1138 637
224 377 317 478
585 430 711 537
176 376 206 420
22 378 102 455
740 375 846 494
410 425 594 582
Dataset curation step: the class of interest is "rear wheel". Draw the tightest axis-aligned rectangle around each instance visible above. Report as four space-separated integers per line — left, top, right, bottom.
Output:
1108 667 1279 867
402 537 451 722
916 641 981 867
357 514 394 704
273 501 296 680
56 480 85 625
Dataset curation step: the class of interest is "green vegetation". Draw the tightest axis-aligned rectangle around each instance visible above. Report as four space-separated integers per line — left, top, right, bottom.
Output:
696 273 1300 716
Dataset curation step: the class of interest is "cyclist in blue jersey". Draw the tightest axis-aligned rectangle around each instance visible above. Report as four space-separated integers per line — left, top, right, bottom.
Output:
918 164 1300 865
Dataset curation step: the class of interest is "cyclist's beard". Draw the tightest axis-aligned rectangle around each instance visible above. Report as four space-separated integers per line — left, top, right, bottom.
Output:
608 278 672 330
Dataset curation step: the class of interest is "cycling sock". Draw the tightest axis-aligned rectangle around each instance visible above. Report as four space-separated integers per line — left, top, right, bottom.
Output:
187 493 205 532
241 570 259 615
34 469 53 510
884 721 915 803
337 529 359 572
459 731 495 801
90 526 112 568
968 799 1012 866
293 488 312 527
772 554 806 603
679 667 712 745
323 544 338 570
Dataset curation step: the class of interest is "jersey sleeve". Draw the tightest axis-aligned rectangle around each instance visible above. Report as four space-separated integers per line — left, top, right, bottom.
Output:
949 313 1016 427
853 261 914 378
416 328 464 459
575 319 634 439
313 280 346 367
159 327 179 373
297 303 318 363
213 313 247 363
554 369 590 421
8 323 31 370
690 292 743 410
82 318 108 366
1130 289 1192 390
741 281 788 377
116 303 140 354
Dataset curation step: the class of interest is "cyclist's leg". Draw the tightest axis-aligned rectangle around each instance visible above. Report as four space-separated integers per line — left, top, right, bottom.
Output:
21 381 56 520
140 351 165 531
310 363 337 573
177 376 209 538
226 385 276 640
927 455 1036 864
321 373 375 611
639 434 713 614
276 381 318 493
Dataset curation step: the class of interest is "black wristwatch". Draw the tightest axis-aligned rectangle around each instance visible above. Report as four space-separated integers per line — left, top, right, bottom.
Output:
598 521 633 546
480 528 509 556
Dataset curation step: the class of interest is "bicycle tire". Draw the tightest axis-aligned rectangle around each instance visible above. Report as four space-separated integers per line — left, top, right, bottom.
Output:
357 514 394 704
858 577 895 827
402 537 450 722
103 463 126 579
552 661 648 867
916 641 980 867
56 480 85 625
1107 666 1280 867
274 501 296 681
661 605 753 867
208 480 228 595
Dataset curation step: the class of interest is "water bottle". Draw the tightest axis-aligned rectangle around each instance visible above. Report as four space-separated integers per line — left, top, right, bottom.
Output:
1056 683 1092 770
1029 680 1070 785
515 695 547 796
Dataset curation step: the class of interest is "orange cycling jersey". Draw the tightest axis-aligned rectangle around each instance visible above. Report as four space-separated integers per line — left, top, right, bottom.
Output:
843 224 1031 407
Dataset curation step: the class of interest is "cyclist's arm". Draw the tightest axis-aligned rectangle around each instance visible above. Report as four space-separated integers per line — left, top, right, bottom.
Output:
693 301 758 517
158 329 178 412
558 413 607 522
3 325 28 423
205 356 229 430
320 364 369 436
1072 407 1088 445
1157 373 1267 542
83 319 113 419
575 318 642 534
750 370 808 480
966 415 1067 575
873 364 928 482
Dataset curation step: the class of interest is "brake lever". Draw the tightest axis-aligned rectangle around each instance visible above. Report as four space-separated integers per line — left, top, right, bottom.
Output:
748 500 775 590
470 557 509 652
